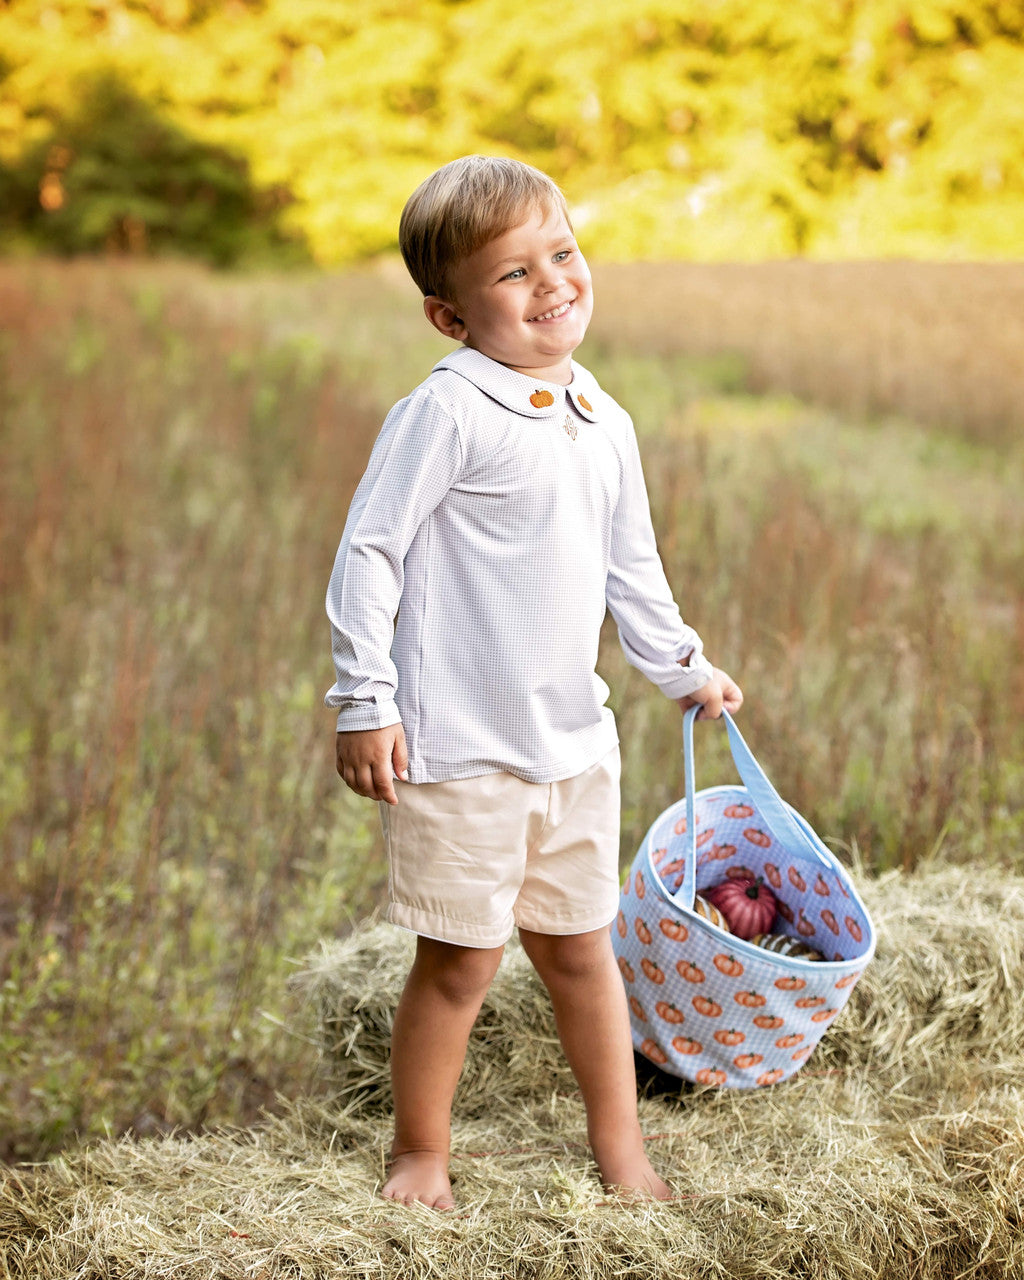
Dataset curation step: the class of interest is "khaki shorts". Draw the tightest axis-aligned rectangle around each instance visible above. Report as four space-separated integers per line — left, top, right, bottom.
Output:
380 748 621 948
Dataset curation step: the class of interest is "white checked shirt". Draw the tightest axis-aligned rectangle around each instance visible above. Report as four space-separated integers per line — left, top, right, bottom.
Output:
325 347 713 784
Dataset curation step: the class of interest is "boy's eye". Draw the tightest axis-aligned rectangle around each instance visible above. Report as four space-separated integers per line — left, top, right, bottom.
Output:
554 249 572 262
502 268 526 281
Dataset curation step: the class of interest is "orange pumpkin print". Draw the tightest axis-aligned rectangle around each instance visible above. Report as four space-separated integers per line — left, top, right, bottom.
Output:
724 803 755 819
795 994 826 1009
835 970 861 989
796 908 816 937
764 861 782 888
776 900 795 924
695 1066 728 1086
845 916 863 942
821 908 839 935
617 956 635 983
640 1038 668 1065
696 828 716 846
629 995 647 1021
616 911 627 938
635 918 652 945
774 975 806 991
788 866 807 892
714 1027 745 1046
692 994 723 1018
662 857 685 877
811 1007 839 1023
753 1014 785 1030
530 389 555 408
792 1046 813 1061
708 842 737 861
744 828 772 848
725 864 756 881
734 989 767 1009
775 1032 804 1049
641 957 665 985
622 873 631 896
672 1034 703 1055
673 816 688 835
713 953 744 978
756 1068 785 1086
733 1052 764 1069
814 874 831 896
635 870 646 899
655 1000 685 1024
651 846 668 866
577 393 593 412
676 959 705 984
659 917 688 942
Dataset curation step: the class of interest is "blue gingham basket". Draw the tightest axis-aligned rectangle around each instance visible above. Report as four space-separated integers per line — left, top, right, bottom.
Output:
613 708 875 1088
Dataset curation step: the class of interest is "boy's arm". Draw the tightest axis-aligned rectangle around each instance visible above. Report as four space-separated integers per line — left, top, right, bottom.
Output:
605 418 721 702
325 386 463 769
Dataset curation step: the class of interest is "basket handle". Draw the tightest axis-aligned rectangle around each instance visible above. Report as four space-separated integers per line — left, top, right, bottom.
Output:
678 706 835 905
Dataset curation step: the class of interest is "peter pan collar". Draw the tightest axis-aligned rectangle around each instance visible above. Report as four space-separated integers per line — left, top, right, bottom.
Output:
433 346 603 422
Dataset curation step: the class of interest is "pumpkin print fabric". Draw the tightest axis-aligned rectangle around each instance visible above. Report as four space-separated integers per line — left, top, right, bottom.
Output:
613 709 875 1089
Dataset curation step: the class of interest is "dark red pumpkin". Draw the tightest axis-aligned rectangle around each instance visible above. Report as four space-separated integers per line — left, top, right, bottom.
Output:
704 875 777 940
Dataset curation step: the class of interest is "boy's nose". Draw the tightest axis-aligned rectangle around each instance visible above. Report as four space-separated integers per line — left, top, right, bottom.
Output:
535 263 564 292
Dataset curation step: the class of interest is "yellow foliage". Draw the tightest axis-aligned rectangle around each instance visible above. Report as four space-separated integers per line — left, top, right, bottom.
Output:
0 0 1022 261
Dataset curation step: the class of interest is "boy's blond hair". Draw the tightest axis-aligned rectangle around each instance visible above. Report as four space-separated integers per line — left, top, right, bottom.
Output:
399 155 571 302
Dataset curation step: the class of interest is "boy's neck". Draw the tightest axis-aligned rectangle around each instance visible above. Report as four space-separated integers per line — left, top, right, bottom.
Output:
470 345 575 386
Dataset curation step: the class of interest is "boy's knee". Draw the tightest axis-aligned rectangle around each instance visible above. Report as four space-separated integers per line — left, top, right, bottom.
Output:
520 927 609 983
411 937 503 1006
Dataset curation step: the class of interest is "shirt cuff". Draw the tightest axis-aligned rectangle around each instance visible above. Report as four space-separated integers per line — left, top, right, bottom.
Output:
655 650 715 699
334 700 403 733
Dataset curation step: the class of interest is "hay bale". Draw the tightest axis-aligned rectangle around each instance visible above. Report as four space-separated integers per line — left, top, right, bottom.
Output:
3 863 1024 1279
2 1081 1022 1279
821 863 1024 1083
298 863 1024 1106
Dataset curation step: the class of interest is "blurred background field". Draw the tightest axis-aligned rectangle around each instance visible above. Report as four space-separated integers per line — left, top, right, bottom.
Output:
1 256 1022 1165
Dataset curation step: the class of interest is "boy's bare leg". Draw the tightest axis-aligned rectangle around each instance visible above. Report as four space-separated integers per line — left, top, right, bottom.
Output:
519 925 672 1199
383 935 504 1208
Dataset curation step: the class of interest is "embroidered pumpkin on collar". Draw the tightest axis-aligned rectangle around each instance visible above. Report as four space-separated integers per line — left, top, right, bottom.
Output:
530 389 554 408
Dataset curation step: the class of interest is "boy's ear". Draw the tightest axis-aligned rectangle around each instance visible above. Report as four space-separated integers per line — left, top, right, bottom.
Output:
423 295 468 341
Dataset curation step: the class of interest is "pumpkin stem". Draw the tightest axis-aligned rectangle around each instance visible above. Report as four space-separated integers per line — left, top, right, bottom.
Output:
745 876 765 899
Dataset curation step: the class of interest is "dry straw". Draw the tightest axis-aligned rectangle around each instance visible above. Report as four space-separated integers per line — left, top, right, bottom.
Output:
3 864 1023 1279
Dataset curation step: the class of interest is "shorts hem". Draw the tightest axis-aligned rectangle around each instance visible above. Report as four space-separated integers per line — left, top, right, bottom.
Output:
386 902 515 950
513 904 619 937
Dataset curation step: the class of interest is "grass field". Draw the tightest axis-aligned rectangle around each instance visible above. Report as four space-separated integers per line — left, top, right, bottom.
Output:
1 256 1022 1164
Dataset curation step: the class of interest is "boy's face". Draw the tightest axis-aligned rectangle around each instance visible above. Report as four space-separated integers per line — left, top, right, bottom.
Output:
435 205 593 385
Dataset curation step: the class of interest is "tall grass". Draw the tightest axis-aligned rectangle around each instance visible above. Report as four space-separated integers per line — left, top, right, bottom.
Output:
591 261 1024 450
1 257 1021 1161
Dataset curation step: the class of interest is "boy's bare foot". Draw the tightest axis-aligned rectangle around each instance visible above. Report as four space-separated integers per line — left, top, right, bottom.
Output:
381 1150 454 1209
596 1147 673 1201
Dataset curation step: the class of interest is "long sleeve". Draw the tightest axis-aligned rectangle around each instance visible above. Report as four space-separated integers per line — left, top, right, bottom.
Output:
325 386 464 731
605 417 713 699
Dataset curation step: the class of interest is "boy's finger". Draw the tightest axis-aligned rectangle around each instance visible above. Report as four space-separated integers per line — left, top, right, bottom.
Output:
392 728 409 781
372 758 399 806
696 683 724 720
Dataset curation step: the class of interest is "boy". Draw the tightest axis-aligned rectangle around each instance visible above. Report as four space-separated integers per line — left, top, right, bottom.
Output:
325 155 742 1208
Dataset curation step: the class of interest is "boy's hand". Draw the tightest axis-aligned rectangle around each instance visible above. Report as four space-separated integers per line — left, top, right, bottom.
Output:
675 668 743 721
336 723 409 805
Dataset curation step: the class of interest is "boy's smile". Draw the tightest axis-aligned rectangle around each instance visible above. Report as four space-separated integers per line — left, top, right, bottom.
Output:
426 206 593 385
